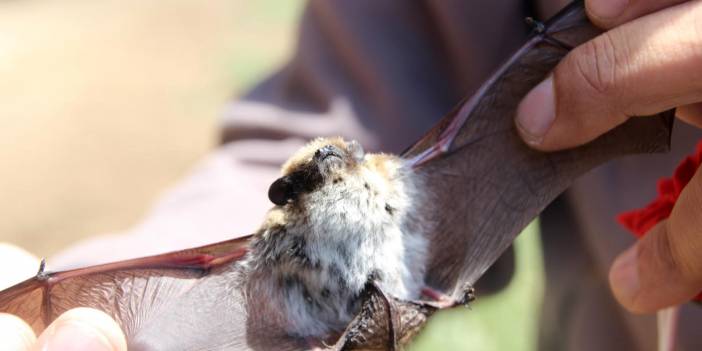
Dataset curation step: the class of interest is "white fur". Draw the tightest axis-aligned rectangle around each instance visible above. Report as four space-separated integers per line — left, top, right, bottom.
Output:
243 149 428 337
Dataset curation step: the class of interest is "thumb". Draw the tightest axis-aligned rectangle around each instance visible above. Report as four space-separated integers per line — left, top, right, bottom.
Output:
516 1 702 151
609 169 702 313
33 308 127 351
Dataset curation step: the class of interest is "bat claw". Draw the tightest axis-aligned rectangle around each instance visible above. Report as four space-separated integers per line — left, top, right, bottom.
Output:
524 16 573 50
525 17 545 33
458 284 476 306
36 258 48 280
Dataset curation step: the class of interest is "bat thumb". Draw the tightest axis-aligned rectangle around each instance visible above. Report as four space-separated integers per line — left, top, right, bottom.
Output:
34 308 127 351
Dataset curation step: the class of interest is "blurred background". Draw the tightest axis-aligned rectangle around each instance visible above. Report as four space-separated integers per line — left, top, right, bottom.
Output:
0 0 304 257
0 1 543 349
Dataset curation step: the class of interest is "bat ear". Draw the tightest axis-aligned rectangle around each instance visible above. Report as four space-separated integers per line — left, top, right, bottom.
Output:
347 140 365 162
268 176 294 206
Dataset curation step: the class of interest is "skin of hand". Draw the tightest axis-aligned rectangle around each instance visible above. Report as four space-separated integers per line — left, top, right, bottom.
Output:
515 0 702 313
0 243 127 351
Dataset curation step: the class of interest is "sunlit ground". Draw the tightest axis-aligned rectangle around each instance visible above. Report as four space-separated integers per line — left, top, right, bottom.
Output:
0 1 543 349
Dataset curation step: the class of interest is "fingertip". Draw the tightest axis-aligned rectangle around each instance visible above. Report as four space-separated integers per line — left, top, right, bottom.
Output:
0 313 37 351
35 307 127 351
610 217 702 313
675 103 702 128
585 0 629 28
608 245 644 312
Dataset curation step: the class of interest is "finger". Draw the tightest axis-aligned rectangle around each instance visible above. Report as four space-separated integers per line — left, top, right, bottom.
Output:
676 102 702 128
586 0 688 29
609 168 702 312
32 308 127 351
0 313 36 351
516 1 702 151
0 243 39 290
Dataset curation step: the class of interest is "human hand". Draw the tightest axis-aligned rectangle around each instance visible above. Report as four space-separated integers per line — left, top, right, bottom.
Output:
0 243 126 351
515 0 702 313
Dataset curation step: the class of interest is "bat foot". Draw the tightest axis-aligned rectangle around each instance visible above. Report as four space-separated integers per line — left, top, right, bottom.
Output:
36 258 49 280
420 283 475 309
457 284 476 306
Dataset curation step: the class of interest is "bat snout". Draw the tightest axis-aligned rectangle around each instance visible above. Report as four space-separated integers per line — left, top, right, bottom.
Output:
314 145 344 162
314 145 346 176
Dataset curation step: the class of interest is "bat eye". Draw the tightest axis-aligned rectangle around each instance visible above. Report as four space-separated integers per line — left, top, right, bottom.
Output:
268 177 294 206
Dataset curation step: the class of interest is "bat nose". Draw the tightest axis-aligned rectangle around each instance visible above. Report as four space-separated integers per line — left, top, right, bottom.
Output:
314 145 343 162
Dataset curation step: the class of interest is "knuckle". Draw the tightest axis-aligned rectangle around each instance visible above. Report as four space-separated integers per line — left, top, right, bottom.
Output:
647 225 681 275
670 177 702 280
570 32 621 97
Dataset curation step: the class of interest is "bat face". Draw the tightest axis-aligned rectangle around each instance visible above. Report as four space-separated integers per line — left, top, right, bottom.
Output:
268 137 365 206
265 137 416 238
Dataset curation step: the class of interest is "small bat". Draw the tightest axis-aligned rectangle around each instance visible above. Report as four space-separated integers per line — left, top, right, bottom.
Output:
244 137 431 339
0 2 674 350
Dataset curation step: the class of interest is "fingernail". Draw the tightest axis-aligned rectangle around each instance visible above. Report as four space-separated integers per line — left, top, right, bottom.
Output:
588 0 629 20
610 245 640 304
44 321 114 351
516 76 555 145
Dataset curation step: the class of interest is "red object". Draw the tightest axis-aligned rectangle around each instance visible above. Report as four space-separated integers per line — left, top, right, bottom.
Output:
617 140 702 301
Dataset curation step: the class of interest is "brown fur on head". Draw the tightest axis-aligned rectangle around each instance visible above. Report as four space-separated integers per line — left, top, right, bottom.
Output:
262 137 407 235
267 137 366 206
280 137 351 175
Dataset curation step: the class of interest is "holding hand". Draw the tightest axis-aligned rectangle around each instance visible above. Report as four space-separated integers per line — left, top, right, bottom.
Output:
516 0 702 313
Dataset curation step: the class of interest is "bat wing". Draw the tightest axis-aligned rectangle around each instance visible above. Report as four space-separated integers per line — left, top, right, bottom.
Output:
404 0 674 296
338 3 669 349
0 235 289 350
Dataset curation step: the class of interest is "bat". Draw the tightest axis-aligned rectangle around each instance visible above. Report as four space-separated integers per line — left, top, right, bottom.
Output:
0 2 674 350
243 136 432 339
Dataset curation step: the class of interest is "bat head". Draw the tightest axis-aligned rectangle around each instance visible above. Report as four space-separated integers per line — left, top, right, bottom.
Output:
267 137 366 206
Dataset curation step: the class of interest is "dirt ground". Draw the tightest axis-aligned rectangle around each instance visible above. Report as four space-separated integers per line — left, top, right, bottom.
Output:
0 0 303 257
